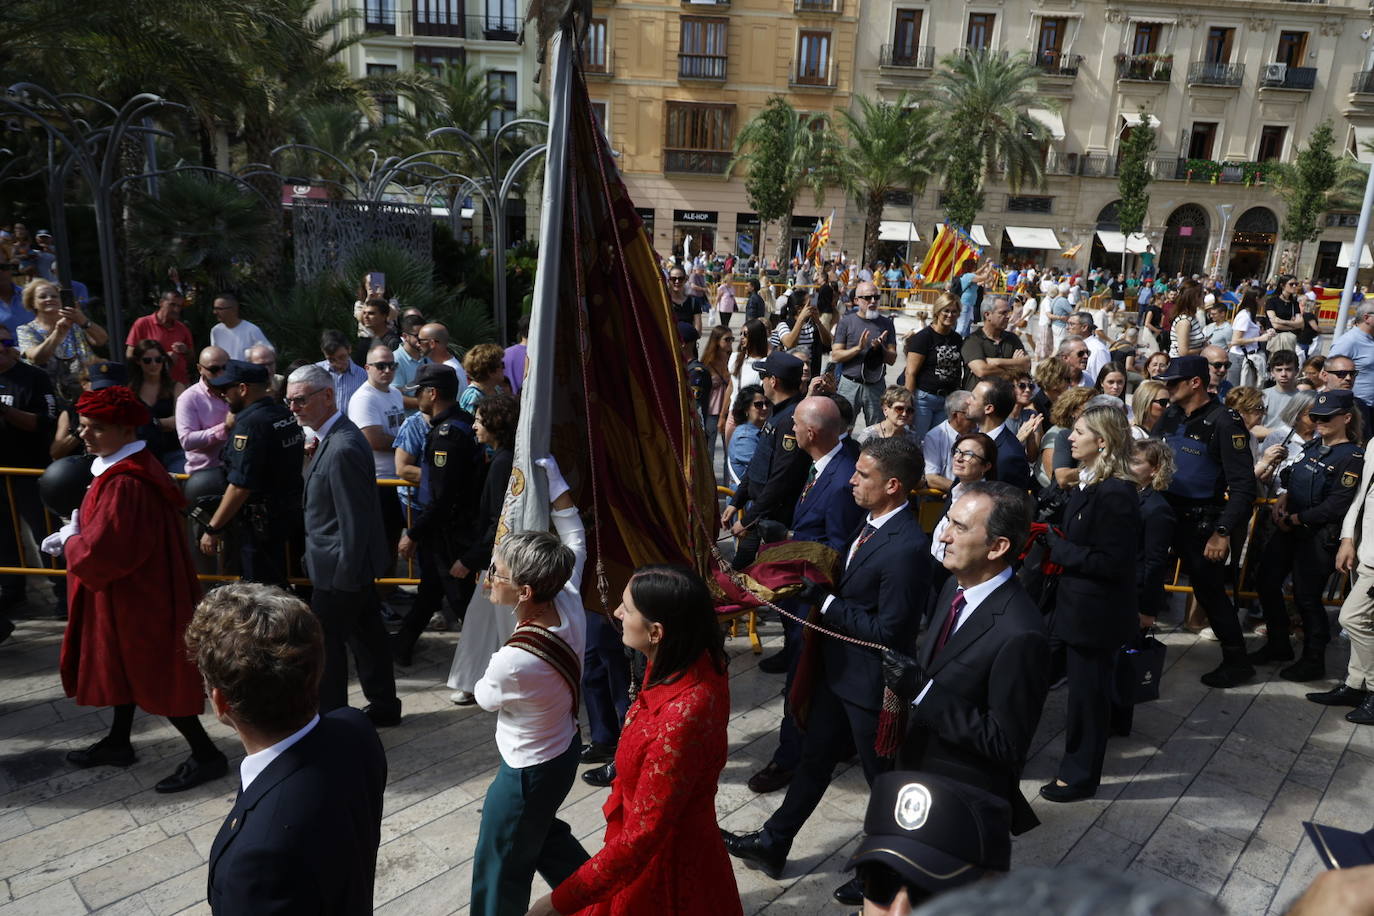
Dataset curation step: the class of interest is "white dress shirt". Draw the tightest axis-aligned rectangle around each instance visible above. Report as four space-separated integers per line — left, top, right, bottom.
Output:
820 502 908 616
914 566 1014 704
810 440 843 480
240 714 319 790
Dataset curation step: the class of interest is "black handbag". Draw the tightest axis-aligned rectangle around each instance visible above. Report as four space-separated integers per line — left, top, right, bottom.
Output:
1114 629 1167 705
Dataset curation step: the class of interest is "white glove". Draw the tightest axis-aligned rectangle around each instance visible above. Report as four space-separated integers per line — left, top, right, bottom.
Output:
41 510 79 557
534 456 570 501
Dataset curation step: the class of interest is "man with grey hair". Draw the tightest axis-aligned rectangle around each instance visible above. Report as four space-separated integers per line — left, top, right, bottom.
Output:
1056 335 1090 388
1066 311 1111 384
1329 299 1374 417
923 390 974 493
245 343 283 399
286 363 400 726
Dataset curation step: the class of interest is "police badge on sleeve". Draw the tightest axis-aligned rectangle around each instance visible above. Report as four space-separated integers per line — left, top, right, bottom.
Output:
233 435 247 451
434 450 448 468
1232 434 1246 451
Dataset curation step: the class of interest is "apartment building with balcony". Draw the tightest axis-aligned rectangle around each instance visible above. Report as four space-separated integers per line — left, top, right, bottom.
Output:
584 0 862 260
854 0 1374 284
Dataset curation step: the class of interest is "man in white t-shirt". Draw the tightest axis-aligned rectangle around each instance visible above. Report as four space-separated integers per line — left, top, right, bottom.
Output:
348 343 407 551
208 294 270 360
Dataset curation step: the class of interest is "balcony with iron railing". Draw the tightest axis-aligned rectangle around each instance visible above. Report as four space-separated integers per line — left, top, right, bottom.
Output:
680 0 730 7
1114 53 1172 82
794 0 841 12
1034 52 1083 78
363 11 522 40
879 44 935 70
1258 65 1317 90
678 52 726 81
664 149 731 175
1354 70 1374 94
1187 60 1245 87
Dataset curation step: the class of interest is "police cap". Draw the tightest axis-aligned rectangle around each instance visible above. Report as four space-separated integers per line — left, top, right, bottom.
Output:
1154 354 1208 383
751 351 805 390
677 320 700 344
403 363 459 397
1310 389 1355 418
845 771 1011 898
206 359 269 388
88 361 129 390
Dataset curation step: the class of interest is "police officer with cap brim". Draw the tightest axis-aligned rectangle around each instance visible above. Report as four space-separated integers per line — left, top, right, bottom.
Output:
1151 353 1258 688
196 360 305 586
846 770 1011 912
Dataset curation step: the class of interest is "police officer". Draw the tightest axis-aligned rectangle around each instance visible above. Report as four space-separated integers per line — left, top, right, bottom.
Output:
1251 389 1364 682
394 364 486 663
722 350 809 567
198 360 304 587
680 321 711 431
1152 354 1259 688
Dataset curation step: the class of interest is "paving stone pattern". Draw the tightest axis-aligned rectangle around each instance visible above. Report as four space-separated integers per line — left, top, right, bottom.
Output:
0 604 1365 915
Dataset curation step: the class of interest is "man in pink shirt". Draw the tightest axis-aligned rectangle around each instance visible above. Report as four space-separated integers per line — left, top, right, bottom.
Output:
176 346 231 473
126 290 195 383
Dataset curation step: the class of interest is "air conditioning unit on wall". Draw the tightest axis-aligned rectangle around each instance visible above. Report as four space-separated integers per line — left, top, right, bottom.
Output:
1262 62 1287 84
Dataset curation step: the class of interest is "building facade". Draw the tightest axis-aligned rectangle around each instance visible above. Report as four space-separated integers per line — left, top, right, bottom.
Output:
854 0 1374 284
585 0 863 262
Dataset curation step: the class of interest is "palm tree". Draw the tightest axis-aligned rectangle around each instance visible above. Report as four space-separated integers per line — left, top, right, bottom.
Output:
830 94 934 266
924 50 1055 230
730 97 837 266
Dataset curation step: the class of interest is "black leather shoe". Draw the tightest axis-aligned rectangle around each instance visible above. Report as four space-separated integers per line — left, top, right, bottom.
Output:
155 753 229 793
1308 684 1368 707
390 636 414 668
0 616 13 645
1039 781 1097 803
1280 655 1326 683
833 876 864 906
747 762 793 794
66 738 136 769
1247 640 1294 664
1347 695 1374 726
582 762 615 787
1200 657 1254 689
721 829 788 879
363 703 402 727
757 651 790 674
579 742 617 764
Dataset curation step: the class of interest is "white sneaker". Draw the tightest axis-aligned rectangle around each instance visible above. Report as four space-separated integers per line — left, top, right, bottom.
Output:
450 690 475 706
1199 627 1219 642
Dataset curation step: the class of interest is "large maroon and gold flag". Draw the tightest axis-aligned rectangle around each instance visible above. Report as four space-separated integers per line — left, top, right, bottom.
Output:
500 35 716 613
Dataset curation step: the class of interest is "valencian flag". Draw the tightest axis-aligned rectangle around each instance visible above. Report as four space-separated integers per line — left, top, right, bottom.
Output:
498 27 715 613
920 222 981 285
805 211 833 265
1314 286 1344 323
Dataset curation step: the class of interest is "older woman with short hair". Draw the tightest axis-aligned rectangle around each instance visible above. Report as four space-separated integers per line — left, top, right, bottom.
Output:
19 278 106 384
461 342 508 414
856 385 919 445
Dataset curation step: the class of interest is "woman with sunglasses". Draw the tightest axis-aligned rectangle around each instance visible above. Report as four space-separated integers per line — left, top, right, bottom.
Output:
725 384 768 488
700 326 735 466
470 454 592 916
856 385 920 446
18 278 106 387
1130 379 1170 440
531 566 738 916
1265 274 1305 352
128 339 185 472
903 293 962 440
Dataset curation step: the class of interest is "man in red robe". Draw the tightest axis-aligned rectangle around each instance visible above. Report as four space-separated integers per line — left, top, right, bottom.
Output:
51 384 228 792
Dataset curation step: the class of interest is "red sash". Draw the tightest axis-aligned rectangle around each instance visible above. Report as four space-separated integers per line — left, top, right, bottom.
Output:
505 623 582 718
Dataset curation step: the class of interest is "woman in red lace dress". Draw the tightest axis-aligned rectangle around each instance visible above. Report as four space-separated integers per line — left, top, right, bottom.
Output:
526 566 741 916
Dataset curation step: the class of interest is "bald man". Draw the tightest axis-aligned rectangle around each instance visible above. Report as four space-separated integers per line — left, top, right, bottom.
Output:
177 346 232 474
417 323 469 388
1201 344 1233 398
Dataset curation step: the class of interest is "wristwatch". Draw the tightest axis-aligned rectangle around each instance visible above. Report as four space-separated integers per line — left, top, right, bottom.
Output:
1214 525 1230 537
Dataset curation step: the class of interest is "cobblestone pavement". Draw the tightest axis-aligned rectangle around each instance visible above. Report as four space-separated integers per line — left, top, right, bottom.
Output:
0 597 1365 915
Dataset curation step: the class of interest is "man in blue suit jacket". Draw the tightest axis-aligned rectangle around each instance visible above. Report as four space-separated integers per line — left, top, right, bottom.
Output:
749 396 865 793
968 377 1033 492
186 582 387 916
726 437 932 906
287 365 400 725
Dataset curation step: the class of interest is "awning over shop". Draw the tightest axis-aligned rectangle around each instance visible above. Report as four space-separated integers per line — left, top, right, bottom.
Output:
1028 108 1065 141
1352 126 1374 164
1095 230 1151 254
878 220 920 241
971 224 990 246
1338 242 1374 268
1120 112 1149 129
1005 226 1062 250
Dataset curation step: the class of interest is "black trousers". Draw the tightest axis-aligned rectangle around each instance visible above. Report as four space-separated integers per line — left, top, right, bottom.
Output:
1175 520 1245 650
769 604 805 772
583 610 631 748
763 677 887 847
312 587 398 713
239 518 300 589
1053 639 1116 789
395 543 477 652
0 475 65 607
1258 528 1336 652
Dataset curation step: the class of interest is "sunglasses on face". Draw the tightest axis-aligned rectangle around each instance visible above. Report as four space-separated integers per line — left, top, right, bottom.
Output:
1015 381 1034 390
887 405 912 414
141 355 164 364
1209 361 1232 370
1329 369 1358 379
369 361 397 370
1073 350 1089 358
751 400 769 409
856 862 923 908
669 276 686 283
1152 396 1171 406
855 294 880 302
201 363 226 373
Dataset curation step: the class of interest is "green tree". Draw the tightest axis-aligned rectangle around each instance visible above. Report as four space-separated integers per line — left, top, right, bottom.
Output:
829 94 933 266
1270 121 1338 266
730 97 835 265
924 50 1055 229
1115 113 1157 273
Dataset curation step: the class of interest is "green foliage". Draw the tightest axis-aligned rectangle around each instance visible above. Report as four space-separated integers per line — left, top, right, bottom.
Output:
924 50 1054 228
1272 121 1338 249
830 94 932 264
1116 114 1156 238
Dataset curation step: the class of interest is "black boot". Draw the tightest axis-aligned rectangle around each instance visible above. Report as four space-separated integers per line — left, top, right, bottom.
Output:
1201 647 1254 688
1247 638 1294 665
1280 650 1326 683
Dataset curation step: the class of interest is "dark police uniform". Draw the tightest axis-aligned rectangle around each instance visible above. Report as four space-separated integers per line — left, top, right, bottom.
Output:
728 391 807 566
686 358 711 431
0 357 58 613
1153 388 1257 674
1257 417 1364 666
225 396 305 586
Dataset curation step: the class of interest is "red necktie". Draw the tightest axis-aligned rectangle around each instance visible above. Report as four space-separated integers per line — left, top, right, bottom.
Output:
933 589 967 656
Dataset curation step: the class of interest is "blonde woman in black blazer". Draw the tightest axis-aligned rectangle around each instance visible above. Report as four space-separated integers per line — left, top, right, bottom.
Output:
1040 405 1142 802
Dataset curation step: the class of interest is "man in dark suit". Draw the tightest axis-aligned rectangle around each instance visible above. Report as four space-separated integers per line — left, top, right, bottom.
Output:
967 378 1033 491
286 364 400 725
186 582 386 916
884 481 1051 835
749 395 864 793
724 437 932 906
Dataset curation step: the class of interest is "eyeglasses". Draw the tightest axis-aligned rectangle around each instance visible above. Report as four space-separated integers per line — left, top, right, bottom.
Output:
1073 350 1089 358
1286 281 1300 287
854 294 880 302
486 563 512 584
1152 397 1171 406
952 448 988 463
856 862 919 908
285 388 326 408
751 400 769 409
669 276 686 283
1015 381 1034 390
887 405 912 414
200 363 226 373
369 361 397 370
140 355 164 364
1329 369 1359 379
1209 361 1232 370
